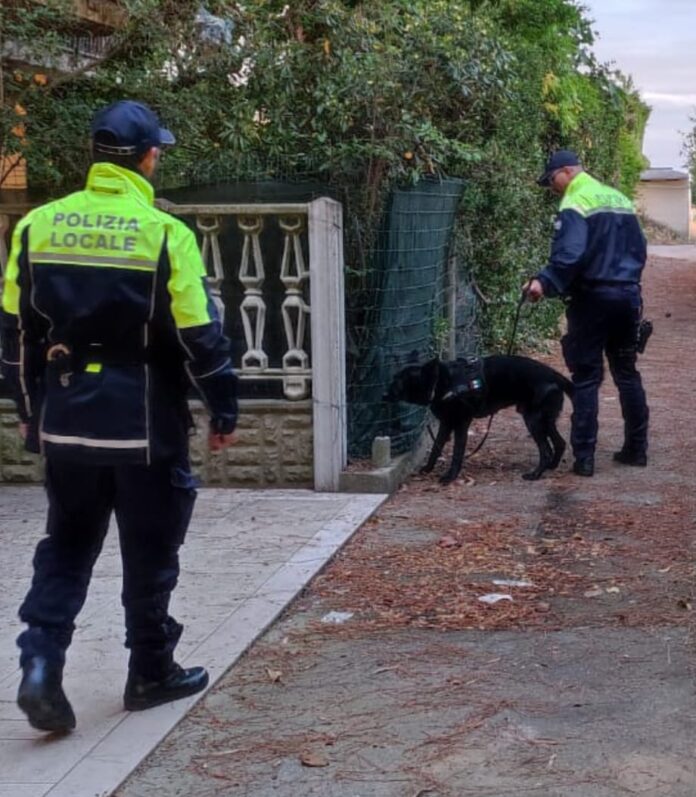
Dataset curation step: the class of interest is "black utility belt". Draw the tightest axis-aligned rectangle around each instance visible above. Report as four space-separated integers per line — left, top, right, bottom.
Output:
565 281 639 302
579 280 639 289
47 344 150 369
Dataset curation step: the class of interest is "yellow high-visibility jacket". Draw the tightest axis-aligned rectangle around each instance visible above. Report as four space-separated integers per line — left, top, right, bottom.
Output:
1 162 237 464
538 171 647 298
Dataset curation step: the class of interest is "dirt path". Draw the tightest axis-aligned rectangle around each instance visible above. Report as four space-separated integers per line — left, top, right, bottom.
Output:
117 252 696 797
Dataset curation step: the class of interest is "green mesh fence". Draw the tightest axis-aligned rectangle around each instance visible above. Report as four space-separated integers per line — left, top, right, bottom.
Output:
347 177 467 459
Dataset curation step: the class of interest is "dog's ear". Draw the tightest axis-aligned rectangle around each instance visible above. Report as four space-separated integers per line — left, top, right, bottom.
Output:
406 349 420 364
420 358 440 396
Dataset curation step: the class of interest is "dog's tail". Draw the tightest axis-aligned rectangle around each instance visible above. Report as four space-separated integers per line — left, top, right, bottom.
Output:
559 374 574 398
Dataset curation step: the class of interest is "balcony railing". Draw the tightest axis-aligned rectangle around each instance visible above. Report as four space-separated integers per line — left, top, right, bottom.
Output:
159 201 315 401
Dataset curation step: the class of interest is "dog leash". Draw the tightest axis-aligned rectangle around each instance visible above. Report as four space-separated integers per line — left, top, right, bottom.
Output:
459 289 529 460
506 290 528 356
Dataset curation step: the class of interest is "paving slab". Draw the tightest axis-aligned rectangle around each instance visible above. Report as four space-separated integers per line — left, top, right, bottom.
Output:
0 487 386 797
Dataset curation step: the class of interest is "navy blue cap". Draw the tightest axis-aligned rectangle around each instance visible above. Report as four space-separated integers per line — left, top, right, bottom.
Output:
537 149 581 186
91 100 175 156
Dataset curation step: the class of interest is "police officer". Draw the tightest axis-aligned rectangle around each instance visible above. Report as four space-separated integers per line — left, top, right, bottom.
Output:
524 150 649 477
1 101 238 732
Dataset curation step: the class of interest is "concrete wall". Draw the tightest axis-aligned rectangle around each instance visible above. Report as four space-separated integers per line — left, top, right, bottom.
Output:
636 180 691 239
0 399 313 487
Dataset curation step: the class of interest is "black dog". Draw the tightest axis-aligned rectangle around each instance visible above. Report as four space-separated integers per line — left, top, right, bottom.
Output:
384 355 573 483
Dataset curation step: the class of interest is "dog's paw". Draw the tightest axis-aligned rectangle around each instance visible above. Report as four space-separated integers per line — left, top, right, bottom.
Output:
419 465 434 475
439 474 457 485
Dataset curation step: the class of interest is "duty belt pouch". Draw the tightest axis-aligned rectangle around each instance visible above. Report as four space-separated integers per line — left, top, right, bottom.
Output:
636 319 653 354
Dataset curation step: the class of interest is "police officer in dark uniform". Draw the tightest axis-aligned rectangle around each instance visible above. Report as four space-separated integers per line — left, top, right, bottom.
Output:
1 101 238 732
524 150 649 477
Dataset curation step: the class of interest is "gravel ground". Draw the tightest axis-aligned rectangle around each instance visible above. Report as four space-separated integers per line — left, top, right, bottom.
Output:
117 251 696 797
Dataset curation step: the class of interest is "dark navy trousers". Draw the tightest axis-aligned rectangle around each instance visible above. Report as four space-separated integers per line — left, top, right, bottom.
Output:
561 284 649 460
18 454 197 679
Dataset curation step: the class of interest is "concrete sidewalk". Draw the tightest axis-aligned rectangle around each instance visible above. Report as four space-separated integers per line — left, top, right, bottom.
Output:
648 243 696 260
0 487 385 797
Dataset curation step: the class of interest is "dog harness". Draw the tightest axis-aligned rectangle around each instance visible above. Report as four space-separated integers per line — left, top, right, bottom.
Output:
441 356 486 402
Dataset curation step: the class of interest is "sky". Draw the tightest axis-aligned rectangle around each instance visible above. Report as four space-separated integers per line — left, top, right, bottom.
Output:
582 0 696 169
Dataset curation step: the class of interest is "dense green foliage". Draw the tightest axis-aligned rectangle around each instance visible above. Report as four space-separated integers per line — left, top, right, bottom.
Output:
1 0 649 346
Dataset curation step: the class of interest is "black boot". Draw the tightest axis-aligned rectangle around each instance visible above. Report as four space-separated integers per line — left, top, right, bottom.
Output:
17 657 76 733
573 457 594 477
613 449 647 467
124 663 209 711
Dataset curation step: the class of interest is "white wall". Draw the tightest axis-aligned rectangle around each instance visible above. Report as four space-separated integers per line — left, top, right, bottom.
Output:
635 180 691 239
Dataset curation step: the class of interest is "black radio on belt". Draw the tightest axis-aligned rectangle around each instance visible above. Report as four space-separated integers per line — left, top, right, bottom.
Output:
636 319 653 354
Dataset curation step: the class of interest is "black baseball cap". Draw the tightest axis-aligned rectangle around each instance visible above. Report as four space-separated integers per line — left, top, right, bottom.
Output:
537 149 581 186
91 100 176 156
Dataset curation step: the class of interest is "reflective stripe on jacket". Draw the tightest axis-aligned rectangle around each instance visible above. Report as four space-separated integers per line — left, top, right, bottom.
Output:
537 171 647 298
1 162 237 464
